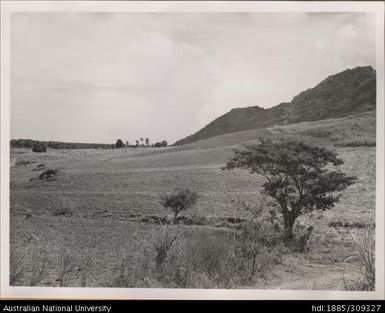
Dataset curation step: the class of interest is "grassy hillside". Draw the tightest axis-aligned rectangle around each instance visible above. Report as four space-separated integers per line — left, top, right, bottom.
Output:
175 66 376 146
175 111 375 151
9 112 376 289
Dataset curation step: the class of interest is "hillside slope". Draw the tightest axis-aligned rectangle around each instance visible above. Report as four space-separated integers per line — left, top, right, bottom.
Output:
175 66 376 146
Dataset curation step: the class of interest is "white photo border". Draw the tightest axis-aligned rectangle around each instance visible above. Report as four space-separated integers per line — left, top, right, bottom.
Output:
1 1 384 300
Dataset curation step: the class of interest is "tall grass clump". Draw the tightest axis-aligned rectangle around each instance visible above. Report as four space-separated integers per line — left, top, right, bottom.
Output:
168 231 238 288
108 240 154 288
52 197 75 217
343 227 375 291
29 248 54 286
56 250 78 287
10 248 25 285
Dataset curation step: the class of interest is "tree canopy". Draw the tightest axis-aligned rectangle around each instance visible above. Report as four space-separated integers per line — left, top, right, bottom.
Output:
160 188 199 223
225 138 357 238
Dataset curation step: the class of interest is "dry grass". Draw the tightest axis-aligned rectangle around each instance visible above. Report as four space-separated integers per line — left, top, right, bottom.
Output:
56 250 78 287
10 247 25 285
8 113 376 289
343 228 375 291
29 248 54 286
52 197 75 217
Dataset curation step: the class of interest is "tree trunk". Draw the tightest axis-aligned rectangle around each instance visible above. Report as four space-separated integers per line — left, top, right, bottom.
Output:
283 212 295 239
173 210 179 224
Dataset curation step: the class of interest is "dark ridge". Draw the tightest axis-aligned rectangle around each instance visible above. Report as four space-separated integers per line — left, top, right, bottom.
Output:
174 66 376 146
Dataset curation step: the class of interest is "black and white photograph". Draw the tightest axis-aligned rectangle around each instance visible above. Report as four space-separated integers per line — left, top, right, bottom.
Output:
1 1 384 300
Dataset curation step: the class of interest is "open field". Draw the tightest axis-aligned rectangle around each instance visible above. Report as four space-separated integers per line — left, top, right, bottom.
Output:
9 112 376 289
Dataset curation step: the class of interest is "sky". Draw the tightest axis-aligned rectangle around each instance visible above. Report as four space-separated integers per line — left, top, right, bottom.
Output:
10 12 376 144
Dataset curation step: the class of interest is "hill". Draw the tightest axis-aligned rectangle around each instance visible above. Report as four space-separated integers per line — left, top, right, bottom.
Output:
174 66 376 146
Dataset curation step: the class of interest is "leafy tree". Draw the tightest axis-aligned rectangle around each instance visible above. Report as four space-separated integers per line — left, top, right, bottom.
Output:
154 140 168 148
115 139 124 148
145 138 150 146
32 142 47 153
160 189 199 224
225 138 357 239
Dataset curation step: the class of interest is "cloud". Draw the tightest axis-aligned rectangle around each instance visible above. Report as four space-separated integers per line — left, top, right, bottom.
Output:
11 12 376 143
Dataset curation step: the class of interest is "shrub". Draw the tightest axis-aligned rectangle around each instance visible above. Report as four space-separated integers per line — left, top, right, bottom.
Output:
32 143 47 153
115 139 124 148
160 189 199 224
236 218 284 279
154 140 168 148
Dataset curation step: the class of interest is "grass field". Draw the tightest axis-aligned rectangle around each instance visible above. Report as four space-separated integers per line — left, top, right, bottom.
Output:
9 111 376 289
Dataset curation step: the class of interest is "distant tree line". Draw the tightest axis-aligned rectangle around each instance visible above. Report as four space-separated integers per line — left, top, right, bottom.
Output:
11 138 169 150
11 139 114 150
115 138 168 148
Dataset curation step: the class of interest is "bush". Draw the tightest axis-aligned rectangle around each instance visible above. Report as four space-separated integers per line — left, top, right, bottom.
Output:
115 139 124 148
154 140 168 148
236 218 284 279
32 143 47 153
160 189 199 224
